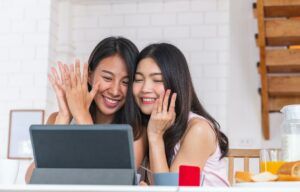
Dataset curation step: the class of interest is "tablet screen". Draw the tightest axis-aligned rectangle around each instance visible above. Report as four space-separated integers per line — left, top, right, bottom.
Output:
30 125 135 169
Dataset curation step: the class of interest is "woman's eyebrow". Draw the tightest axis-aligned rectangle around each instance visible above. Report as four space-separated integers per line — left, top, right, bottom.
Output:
101 70 113 75
135 72 162 76
135 72 144 76
102 70 129 79
150 73 162 77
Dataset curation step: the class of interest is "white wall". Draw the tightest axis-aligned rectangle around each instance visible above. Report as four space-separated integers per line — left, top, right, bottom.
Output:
0 0 284 183
0 0 53 183
228 0 282 149
0 0 233 157
47 0 230 135
0 0 51 157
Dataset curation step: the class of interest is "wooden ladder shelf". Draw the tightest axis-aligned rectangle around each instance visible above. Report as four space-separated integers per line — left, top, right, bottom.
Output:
254 0 300 139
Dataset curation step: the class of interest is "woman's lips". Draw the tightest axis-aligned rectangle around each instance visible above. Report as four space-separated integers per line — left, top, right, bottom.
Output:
141 97 156 104
103 96 120 108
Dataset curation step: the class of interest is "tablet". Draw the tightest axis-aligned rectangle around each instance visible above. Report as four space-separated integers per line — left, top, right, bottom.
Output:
29 124 135 169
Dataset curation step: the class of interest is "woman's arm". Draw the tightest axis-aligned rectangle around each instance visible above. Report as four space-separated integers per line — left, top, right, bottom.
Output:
170 118 217 172
47 112 58 124
148 133 169 172
25 162 35 184
133 131 147 168
147 90 176 173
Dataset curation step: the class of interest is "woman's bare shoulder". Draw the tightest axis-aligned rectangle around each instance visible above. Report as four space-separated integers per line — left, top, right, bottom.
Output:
187 118 216 139
181 117 217 151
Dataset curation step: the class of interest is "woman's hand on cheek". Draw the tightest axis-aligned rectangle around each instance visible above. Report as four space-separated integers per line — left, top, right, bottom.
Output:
147 89 177 140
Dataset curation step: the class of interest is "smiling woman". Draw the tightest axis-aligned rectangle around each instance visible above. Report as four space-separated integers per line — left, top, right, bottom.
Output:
48 36 146 166
133 43 229 186
89 55 129 122
49 37 138 127
25 37 147 183
133 58 165 115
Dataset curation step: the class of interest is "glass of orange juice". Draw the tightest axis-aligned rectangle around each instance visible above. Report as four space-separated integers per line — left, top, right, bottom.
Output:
260 148 285 174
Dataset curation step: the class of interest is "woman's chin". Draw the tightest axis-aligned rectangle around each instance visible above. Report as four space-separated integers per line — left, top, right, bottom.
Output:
140 108 153 115
97 104 120 116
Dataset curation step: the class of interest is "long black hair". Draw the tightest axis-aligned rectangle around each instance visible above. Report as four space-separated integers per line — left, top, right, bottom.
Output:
136 43 229 166
88 36 142 139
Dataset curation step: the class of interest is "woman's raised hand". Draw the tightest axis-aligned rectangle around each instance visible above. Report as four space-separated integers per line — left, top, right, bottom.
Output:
48 61 72 124
62 59 100 124
147 89 177 139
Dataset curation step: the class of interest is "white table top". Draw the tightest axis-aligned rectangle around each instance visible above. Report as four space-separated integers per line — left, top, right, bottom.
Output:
0 184 300 192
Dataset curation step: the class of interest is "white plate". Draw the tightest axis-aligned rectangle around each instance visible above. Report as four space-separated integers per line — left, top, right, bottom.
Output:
235 181 300 187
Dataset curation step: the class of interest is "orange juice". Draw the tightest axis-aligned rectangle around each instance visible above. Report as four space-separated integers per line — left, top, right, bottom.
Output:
260 161 286 174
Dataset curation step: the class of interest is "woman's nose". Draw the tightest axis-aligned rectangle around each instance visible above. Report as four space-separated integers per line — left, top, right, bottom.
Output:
108 81 120 96
141 80 153 93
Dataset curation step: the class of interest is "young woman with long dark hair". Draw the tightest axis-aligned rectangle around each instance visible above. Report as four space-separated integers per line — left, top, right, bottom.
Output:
133 43 229 186
26 37 146 183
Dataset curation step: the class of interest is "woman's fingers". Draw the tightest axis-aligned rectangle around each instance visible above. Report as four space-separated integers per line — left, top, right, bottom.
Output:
48 74 60 93
58 61 65 85
154 90 177 116
56 60 88 91
168 93 177 113
89 81 100 100
167 93 177 126
68 64 77 88
51 67 60 82
48 73 55 86
148 90 177 136
82 63 88 85
151 98 159 116
162 89 171 113
57 61 64 81
171 112 176 125
63 64 71 90
157 90 164 113
75 59 81 88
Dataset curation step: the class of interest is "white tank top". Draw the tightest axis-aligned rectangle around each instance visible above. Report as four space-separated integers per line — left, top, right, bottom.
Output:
172 112 230 187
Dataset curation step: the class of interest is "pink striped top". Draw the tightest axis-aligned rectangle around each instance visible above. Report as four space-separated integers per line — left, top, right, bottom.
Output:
173 112 230 187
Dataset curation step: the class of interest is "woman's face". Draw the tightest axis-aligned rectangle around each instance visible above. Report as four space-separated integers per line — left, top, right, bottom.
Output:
89 54 129 116
133 58 165 115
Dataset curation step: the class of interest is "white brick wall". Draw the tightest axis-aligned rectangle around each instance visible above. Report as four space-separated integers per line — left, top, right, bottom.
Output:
191 0 217 11
57 0 230 133
1 0 275 182
137 2 163 13
0 0 51 161
0 0 232 169
46 0 62 118
178 12 204 24
0 0 53 183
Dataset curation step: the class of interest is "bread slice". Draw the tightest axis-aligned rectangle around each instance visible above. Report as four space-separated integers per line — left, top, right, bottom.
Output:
251 172 278 182
277 174 300 181
235 171 253 183
277 161 300 176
